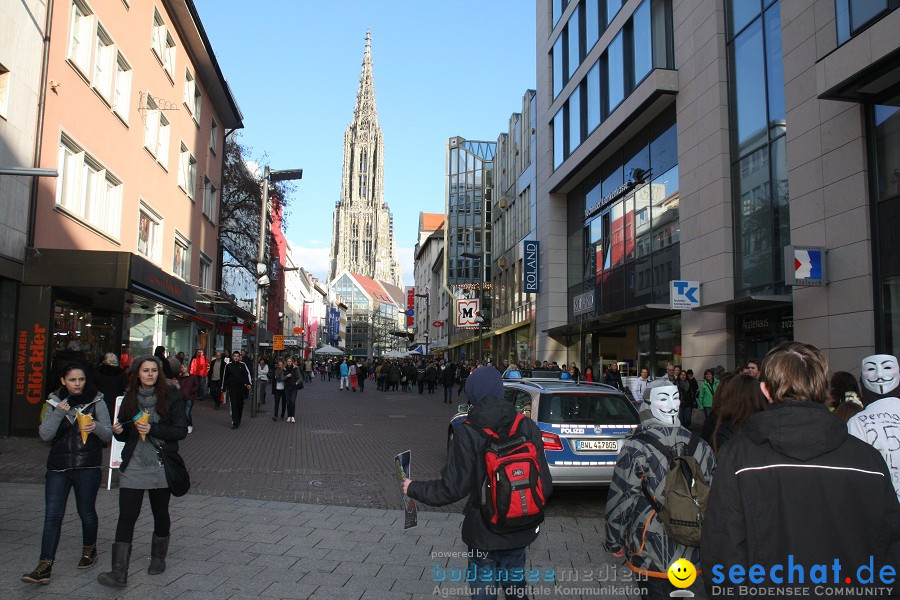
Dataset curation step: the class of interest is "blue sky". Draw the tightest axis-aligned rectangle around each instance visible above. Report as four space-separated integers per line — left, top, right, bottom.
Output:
194 0 537 287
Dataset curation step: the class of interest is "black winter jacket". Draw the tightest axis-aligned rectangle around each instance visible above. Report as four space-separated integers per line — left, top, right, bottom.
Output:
42 384 112 470
702 402 900 597
114 391 188 472
407 396 553 551
223 360 252 390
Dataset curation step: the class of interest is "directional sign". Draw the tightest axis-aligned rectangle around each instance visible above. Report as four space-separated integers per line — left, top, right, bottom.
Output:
432 321 444 328
785 245 826 286
670 280 700 310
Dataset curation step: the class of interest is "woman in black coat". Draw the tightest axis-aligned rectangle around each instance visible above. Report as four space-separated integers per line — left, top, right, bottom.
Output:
97 356 187 588
92 352 128 418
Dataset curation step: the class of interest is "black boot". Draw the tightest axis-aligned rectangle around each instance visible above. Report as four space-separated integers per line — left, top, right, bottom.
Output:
77 544 98 569
148 534 169 575
97 542 131 588
21 558 52 584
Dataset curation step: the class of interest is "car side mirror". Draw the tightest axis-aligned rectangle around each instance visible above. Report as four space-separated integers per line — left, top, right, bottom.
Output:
457 403 469 414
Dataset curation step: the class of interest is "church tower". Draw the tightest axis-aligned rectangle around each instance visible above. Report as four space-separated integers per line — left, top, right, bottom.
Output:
328 31 402 287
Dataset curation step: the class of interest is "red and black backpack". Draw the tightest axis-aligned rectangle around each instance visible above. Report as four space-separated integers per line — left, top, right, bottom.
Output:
467 413 546 533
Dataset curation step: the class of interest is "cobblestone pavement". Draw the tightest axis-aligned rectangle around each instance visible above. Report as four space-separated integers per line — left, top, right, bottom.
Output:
0 482 707 600
0 377 605 518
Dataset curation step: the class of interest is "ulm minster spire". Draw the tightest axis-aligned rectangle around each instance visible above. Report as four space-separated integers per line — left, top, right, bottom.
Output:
328 31 402 288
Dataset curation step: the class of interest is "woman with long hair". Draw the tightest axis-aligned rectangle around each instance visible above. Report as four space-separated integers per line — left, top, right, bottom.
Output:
830 371 864 422
97 356 187 588
22 364 112 585
712 374 768 455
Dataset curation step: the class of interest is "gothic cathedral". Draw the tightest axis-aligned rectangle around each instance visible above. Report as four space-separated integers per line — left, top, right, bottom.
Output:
328 31 402 288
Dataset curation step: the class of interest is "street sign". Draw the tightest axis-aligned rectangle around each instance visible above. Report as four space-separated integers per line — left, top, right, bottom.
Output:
273 335 284 351
785 245 826 286
293 327 302 335
670 281 700 310
456 299 480 327
573 290 595 316
406 309 415 316
231 326 243 352
432 321 444 328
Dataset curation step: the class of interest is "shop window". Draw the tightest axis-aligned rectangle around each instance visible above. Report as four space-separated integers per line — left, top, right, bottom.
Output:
651 165 679 251
53 299 118 372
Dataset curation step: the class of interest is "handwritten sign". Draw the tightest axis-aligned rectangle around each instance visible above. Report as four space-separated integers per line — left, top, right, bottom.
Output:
848 396 900 499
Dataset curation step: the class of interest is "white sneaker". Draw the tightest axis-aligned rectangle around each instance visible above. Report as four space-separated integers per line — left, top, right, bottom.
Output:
187 426 193 433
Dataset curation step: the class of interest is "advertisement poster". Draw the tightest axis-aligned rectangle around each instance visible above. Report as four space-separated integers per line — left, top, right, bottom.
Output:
107 395 125 490
394 450 417 529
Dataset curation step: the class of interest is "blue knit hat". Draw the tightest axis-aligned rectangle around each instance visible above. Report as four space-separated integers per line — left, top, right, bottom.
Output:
464 366 504 405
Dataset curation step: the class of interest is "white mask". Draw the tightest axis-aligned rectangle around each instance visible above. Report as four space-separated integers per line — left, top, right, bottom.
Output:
861 354 899 396
647 385 680 425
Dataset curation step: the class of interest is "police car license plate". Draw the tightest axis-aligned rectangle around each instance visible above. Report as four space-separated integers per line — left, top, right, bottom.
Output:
576 439 618 451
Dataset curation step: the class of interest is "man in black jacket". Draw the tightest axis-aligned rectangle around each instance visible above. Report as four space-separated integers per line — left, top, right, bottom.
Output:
402 367 552 599
223 351 252 429
702 342 900 598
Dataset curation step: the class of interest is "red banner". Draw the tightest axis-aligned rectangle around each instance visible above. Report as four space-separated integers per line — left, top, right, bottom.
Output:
406 287 415 327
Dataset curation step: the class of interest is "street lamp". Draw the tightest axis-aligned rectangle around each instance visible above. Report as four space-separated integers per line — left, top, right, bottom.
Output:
415 292 430 355
251 166 302 418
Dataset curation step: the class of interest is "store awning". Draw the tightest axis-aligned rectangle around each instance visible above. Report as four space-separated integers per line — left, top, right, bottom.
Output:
544 304 674 342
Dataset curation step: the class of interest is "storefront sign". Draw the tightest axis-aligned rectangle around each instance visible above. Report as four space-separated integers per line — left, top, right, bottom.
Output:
406 287 415 327
130 255 197 309
273 335 284 351
231 326 243 352
456 299 481 327
573 290 595 316
15 322 48 405
523 240 540 293
670 280 701 310
785 245 826 286
329 308 341 345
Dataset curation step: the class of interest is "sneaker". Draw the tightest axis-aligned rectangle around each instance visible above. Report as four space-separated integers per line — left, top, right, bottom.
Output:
187 426 193 434
77 545 97 570
21 559 53 584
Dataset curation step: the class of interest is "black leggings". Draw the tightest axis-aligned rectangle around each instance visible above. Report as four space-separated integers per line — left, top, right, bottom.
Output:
115 488 171 542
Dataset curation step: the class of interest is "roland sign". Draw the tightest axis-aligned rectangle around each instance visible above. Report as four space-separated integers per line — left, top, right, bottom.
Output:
523 240 540 293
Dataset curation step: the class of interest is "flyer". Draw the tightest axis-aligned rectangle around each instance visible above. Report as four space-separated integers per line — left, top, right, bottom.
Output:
394 450 417 529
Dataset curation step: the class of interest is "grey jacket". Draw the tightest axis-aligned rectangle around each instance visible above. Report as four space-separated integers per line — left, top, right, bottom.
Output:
604 418 715 578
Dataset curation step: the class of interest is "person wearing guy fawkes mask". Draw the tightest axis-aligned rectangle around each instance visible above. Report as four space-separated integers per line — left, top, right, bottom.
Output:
605 384 715 599
849 354 900 500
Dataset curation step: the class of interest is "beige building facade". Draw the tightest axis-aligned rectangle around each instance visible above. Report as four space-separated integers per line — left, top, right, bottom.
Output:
7 0 242 434
534 0 899 378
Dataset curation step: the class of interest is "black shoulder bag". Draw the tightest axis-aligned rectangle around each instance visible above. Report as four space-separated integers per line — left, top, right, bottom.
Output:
150 438 190 497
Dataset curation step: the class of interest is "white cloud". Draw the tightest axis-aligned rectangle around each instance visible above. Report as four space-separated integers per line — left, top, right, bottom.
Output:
288 244 330 282
398 247 415 287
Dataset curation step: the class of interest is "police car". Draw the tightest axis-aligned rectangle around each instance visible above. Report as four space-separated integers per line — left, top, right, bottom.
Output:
448 369 640 486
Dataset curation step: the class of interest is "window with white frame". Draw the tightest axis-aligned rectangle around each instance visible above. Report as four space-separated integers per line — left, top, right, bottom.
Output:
56 135 122 239
113 54 131 120
67 0 94 74
93 26 115 101
202 177 217 223
0 62 10 119
199 253 212 290
143 95 170 167
209 118 218 154
173 232 190 279
183 69 201 121
151 9 176 79
137 202 162 261
177 143 197 198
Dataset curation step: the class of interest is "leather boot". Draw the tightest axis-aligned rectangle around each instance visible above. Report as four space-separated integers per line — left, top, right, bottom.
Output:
97 542 131 588
147 534 169 575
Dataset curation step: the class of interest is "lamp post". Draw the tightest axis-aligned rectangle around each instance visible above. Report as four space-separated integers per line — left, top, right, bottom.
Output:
415 292 430 355
251 166 302 418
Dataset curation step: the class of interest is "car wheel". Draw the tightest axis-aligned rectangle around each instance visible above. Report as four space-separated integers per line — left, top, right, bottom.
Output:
447 428 454 451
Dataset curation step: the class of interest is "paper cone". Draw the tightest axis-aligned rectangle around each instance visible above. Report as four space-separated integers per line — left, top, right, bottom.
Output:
136 411 150 441
75 412 93 444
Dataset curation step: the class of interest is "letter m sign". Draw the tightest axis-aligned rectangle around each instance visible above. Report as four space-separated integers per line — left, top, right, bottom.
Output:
456 299 480 327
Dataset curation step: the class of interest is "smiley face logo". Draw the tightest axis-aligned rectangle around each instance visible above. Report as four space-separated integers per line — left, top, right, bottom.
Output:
667 558 696 588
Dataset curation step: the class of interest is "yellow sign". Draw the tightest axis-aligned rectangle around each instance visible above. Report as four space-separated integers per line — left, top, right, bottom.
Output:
273 335 284 351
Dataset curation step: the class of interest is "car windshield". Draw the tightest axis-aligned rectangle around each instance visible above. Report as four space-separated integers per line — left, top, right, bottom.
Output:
537 392 637 425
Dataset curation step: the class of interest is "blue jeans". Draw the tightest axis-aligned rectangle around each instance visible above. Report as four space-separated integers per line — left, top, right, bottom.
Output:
679 404 692 428
286 388 297 418
184 398 194 426
444 385 453 403
40 468 102 560
467 546 529 599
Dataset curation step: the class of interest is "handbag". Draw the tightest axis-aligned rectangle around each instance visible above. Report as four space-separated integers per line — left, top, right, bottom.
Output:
151 439 190 497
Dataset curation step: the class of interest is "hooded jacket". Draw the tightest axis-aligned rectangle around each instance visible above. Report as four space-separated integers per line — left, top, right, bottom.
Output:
407 367 553 551
604 417 715 578
701 402 900 597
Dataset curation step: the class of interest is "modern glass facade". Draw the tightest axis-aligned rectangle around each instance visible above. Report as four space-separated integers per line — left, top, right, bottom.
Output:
567 108 678 320
727 0 789 294
551 0 674 169
873 95 900 355
835 0 900 44
446 139 496 286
